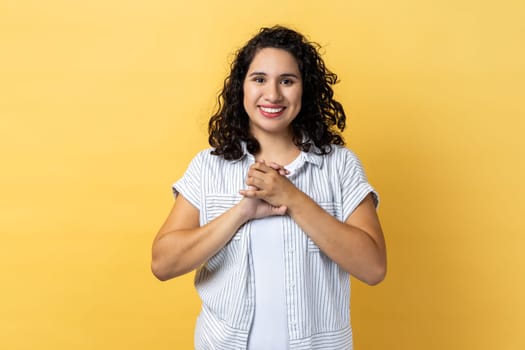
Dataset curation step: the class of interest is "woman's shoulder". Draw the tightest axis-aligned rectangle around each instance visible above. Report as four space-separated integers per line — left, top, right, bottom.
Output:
189 147 237 167
192 147 214 158
318 144 369 174
322 144 360 162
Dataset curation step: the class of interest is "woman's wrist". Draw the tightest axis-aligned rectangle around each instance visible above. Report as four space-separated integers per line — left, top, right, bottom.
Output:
233 199 253 225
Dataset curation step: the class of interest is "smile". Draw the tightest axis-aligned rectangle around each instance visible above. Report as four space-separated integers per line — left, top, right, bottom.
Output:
259 106 285 113
258 106 286 118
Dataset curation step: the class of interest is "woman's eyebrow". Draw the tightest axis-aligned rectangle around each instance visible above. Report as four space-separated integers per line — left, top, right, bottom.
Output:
280 73 300 79
248 72 300 78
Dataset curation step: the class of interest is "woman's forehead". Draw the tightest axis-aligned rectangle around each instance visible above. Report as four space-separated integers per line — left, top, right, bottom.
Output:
247 48 300 74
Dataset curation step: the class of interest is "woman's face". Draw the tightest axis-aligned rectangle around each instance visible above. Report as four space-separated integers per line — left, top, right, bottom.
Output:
243 47 303 140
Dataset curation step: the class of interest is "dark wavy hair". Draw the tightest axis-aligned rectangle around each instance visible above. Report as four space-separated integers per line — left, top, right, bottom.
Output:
208 25 346 160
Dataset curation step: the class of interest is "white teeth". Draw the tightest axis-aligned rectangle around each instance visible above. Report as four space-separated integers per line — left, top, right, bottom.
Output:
260 107 284 113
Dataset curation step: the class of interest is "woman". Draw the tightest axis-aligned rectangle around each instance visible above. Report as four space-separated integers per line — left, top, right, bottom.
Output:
152 25 386 350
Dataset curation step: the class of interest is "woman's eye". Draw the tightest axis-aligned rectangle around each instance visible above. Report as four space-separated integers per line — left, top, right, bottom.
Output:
281 79 293 85
254 77 265 83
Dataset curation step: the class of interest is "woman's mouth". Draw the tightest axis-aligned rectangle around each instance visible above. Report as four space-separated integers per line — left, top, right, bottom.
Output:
259 106 285 118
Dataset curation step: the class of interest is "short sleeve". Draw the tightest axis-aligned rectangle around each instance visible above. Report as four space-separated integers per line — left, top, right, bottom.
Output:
340 149 379 222
172 152 203 210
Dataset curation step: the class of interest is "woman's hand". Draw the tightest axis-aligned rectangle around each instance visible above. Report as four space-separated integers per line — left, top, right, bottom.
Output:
238 185 287 220
240 160 298 208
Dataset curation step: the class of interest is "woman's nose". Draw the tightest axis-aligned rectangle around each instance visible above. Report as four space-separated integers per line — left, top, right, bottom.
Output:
264 82 283 102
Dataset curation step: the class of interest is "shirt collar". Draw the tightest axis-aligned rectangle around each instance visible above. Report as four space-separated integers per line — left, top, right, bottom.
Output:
301 147 324 167
229 142 250 163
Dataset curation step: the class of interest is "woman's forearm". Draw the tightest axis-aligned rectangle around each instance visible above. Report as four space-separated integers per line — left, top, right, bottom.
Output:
151 201 248 281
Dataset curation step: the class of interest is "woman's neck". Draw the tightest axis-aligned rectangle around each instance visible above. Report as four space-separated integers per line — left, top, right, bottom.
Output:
253 133 301 166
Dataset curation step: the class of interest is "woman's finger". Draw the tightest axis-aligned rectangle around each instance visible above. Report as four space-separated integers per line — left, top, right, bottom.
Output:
246 176 265 189
265 160 290 175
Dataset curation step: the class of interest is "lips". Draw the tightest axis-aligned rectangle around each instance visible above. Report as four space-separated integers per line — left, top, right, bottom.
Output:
258 105 286 118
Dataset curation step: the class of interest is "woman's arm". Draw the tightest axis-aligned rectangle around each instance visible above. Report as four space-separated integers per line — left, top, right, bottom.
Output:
151 193 287 281
288 192 386 285
241 161 386 285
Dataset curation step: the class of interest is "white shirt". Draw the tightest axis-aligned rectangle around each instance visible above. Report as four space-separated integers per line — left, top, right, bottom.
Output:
247 154 303 350
247 216 289 350
173 143 378 350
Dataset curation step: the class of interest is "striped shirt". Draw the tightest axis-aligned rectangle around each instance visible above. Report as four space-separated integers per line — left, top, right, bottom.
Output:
173 143 378 350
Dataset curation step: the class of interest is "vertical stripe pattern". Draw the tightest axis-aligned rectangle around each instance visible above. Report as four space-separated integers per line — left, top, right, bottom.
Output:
172 144 378 350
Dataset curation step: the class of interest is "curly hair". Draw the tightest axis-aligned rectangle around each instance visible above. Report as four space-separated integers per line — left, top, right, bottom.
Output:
208 25 346 160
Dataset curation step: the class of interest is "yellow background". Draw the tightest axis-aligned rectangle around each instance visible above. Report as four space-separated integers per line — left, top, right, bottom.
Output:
1 0 524 349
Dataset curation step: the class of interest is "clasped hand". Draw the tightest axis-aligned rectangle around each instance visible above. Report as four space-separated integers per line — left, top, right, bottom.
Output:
238 160 297 220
